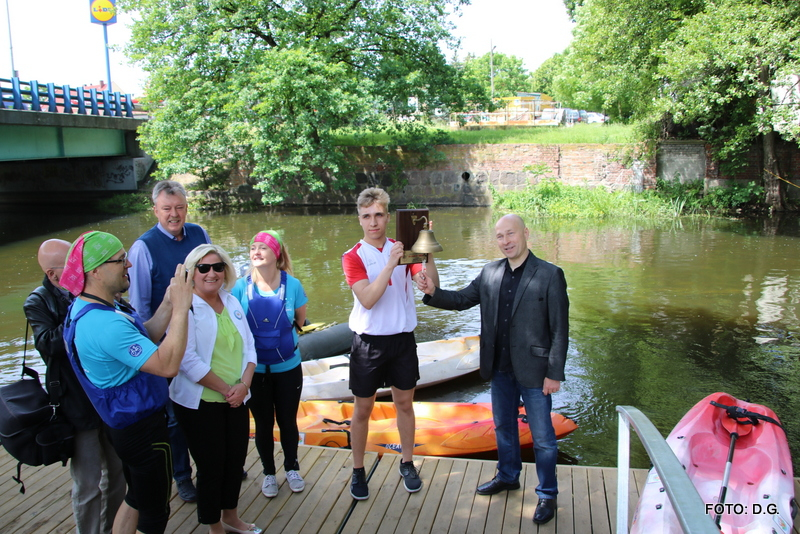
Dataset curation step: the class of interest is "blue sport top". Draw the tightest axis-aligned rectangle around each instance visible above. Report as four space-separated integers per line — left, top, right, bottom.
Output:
232 273 308 374
69 298 159 388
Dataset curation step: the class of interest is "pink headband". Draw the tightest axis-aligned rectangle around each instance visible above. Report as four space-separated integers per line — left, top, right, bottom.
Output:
61 233 89 297
253 232 281 260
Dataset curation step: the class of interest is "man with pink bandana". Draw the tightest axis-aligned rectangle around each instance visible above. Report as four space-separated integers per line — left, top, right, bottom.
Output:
24 239 126 534
62 231 193 534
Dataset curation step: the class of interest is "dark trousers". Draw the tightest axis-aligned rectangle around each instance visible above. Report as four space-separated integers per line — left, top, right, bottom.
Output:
105 410 172 534
173 401 249 525
247 365 303 474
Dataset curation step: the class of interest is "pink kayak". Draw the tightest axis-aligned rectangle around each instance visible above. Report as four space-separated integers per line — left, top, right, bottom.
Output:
631 392 795 534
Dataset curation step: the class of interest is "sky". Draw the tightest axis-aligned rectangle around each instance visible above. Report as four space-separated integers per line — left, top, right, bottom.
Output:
0 0 575 97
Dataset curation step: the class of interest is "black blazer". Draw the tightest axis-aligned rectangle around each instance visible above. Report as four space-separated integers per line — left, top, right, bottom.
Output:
423 251 569 389
23 276 101 431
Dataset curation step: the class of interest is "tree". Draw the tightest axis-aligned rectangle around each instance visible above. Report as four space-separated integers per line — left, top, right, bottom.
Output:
557 0 800 211
554 0 705 121
655 0 800 211
462 51 531 99
529 53 564 97
118 0 479 204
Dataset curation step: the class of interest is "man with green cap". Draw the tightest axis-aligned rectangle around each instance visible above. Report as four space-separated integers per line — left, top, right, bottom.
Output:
62 231 194 534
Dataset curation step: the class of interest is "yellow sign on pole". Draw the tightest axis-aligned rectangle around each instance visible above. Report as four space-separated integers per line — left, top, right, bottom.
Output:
90 0 116 25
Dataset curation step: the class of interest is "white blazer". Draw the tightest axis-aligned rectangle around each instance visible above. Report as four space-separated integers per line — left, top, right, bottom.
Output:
170 290 257 409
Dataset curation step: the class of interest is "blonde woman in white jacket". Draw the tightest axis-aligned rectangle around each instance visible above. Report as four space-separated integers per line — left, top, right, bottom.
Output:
169 244 261 534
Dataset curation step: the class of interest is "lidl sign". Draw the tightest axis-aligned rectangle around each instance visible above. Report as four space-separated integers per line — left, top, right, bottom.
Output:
90 0 117 25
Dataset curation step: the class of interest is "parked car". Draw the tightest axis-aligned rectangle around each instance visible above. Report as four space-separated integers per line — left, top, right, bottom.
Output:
579 110 589 123
563 109 580 124
586 112 607 123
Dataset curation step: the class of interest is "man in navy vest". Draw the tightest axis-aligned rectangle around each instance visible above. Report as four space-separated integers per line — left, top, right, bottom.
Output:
128 180 210 503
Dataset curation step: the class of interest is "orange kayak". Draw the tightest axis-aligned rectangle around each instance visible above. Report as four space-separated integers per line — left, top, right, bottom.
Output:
253 400 578 457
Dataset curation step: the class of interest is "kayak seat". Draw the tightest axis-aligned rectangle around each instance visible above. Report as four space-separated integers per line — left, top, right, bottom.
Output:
686 432 728 478
686 431 772 486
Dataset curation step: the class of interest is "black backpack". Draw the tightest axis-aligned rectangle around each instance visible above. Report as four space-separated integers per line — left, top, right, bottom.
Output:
0 323 74 493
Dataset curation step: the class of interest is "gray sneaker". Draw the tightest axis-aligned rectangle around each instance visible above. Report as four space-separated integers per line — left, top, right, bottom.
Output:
261 474 278 498
350 468 369 500
286 470 305 493
399 461 422 493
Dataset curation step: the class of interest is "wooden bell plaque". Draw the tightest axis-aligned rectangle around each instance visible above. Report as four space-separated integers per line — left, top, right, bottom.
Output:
395 208 429 264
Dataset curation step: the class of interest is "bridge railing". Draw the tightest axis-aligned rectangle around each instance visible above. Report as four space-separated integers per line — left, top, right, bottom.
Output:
0 77 136 118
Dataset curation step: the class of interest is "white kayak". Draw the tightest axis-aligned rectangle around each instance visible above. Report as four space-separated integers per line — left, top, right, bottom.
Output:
301 335 480 401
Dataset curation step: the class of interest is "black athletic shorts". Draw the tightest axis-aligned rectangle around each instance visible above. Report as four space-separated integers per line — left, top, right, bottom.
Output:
349 331 419 398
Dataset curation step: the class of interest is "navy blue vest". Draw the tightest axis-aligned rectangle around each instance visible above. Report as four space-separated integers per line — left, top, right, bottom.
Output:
64 302 169 429
245 272 296 366
138 223 208 311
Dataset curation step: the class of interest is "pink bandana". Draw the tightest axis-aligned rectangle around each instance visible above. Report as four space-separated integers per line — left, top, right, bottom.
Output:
253 231 281 260
61 233 89 297
59 231 123 296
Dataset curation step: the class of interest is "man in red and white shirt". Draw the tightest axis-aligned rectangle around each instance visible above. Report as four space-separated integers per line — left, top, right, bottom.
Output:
341 187 438 500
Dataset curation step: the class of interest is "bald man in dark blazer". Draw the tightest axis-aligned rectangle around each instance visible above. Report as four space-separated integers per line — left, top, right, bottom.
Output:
418 214 569 525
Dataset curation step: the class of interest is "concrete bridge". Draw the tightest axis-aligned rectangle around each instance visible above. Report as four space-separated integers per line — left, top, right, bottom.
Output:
0 77 152 204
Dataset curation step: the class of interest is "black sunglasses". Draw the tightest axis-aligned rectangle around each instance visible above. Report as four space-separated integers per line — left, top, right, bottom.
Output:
196 262 226 274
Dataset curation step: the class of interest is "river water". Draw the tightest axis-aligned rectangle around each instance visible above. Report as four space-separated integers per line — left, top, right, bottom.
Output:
1 206 799 471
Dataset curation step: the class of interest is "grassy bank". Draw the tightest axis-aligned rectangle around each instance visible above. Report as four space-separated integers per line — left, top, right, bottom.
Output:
333 123 636 146
492 178 765 219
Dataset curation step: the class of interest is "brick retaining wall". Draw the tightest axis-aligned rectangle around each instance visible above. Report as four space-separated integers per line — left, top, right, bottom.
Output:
282 144 658 207
187 142 798 209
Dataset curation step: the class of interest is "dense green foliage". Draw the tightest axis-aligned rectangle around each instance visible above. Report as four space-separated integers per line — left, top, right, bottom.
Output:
493 177 766 219
652 178 765 214
493 180 674 219
543 0 800 210
94 192 152 214
528 54 563 97
461 52 531 99
119 0 487 204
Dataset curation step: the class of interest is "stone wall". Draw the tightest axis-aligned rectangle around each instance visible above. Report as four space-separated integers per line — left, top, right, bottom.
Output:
276 143 657 207
662 140 800 200
189 141 800 209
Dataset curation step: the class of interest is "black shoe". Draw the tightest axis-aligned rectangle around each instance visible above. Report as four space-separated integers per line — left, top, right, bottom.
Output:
399 460 422 493
350 468 369 500
476 477 521 495
533 498 556 524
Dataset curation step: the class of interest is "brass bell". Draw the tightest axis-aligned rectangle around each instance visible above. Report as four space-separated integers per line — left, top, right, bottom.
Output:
411 219 443 253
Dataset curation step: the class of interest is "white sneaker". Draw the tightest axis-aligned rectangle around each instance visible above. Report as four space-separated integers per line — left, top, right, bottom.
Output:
261 474 278 498
286 470 305 493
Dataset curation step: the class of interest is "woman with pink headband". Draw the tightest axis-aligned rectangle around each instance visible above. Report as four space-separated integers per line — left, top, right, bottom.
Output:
231 230 308 499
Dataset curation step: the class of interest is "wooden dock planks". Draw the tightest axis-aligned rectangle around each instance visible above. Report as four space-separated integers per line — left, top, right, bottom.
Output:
2 443 799 533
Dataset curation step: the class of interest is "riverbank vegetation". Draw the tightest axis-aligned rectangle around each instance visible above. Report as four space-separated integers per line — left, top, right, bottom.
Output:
492 178 766 219
94 192 151 215
547 0 800 211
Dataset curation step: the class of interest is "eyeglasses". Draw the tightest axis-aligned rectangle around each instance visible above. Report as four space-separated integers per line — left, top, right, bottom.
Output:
104 253 128 265
196 262 226 274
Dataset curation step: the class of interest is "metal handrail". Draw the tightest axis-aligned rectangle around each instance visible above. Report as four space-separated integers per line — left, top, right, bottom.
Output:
616 406 718 533
0 77 135 118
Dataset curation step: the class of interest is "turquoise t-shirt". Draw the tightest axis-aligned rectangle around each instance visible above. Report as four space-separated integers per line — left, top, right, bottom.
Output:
70 298 159 388
232 273 308 373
